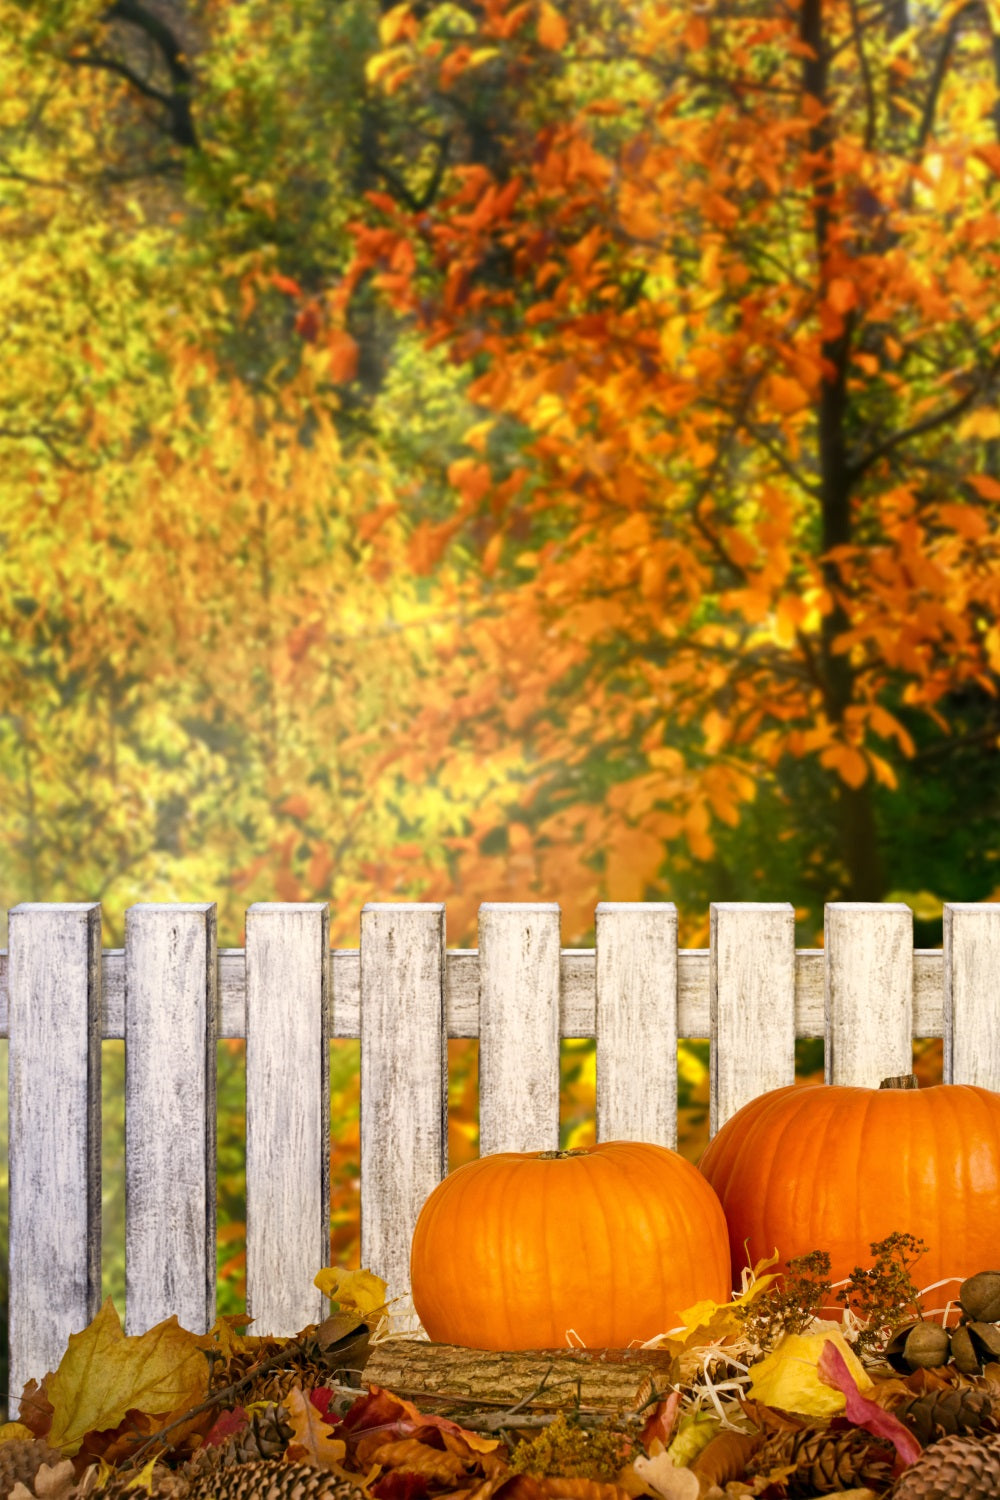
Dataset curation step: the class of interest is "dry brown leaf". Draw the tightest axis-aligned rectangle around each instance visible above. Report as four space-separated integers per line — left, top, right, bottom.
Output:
282 1387 348 1469
736 1401 807 1435
436 1480 510 1500
26 1462 75 1500
690 1431 761 1489
536 1480 636 1500
363 1436 469 1482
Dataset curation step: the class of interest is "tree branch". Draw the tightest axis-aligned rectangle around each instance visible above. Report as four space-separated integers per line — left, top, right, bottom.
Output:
848 353 1000 483
67 0 199 149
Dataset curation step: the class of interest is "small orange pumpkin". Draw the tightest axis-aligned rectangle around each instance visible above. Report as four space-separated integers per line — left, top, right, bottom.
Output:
409 1140 731 1350
699 1074 1000 1296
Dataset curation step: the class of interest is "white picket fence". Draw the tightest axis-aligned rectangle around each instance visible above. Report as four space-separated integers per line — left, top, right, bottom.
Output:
2 897 1000 1417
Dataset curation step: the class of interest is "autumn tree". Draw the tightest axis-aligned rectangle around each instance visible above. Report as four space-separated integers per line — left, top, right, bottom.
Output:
341 0 1000 933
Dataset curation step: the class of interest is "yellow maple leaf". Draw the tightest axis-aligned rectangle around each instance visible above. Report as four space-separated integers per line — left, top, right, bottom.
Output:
313 1265 388 1317
45 1299 210 1456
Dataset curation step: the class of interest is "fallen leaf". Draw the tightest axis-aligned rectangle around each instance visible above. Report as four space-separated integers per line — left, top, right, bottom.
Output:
0 1424 36 1443
746 1329 872 1418
314 1267 389 1318
629 1446 700 1500
640 1392 681 1451
283 1385 348 1468
44 1300 210 1455
816 1342 921 1467
690 1430 762 1487
361 1436 469 1483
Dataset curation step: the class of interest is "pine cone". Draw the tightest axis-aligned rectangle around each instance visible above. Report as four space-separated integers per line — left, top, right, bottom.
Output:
747 1425 896 1495
185 1461 369 1500
244 1368 334 1408
184 1404 295 1476
76 1464 186 1500
894 1387 1000 1446
0 1442 66 1499
890 1431 1000 1498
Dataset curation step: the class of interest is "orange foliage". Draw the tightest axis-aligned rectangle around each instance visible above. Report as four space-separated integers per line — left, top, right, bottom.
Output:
344 0 1000 915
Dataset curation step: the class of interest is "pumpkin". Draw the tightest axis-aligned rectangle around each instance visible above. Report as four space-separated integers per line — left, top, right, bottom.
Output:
409 1140 731 1350
698 1073 1000 1296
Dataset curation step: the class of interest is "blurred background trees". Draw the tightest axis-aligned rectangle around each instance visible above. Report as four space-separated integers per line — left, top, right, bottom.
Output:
1 0 998 1383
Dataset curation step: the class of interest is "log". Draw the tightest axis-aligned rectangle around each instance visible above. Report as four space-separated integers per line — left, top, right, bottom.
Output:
362 1337 678 1414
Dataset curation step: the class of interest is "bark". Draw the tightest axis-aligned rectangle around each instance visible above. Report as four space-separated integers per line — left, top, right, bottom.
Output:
801 0 886 903
362 1338 678 1413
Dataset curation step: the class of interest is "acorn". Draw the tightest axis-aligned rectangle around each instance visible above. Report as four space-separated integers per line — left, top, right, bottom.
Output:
960 1272 1000 1324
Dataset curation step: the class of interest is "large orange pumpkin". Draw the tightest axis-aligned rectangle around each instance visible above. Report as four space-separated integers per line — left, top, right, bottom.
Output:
409 1140 731 1350
699 1075 1000 1297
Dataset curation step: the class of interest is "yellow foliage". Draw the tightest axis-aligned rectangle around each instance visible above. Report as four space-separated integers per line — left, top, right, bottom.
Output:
314 1266 389 1317
44 1299 210 1455
747 1329 874 1417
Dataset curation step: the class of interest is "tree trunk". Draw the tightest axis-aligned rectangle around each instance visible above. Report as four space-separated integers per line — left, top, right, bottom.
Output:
801 0 886 905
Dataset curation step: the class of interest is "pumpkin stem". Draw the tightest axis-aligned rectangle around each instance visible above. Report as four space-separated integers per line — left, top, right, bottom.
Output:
879 1074 920 1090
535 1149 590 1159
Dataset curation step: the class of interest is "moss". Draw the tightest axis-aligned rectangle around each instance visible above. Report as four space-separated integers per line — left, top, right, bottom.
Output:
508 1414 635 1482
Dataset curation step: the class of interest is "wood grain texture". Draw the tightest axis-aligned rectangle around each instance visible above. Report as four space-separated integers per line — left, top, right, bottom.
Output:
360 904 447 1325
478 904 561 1156
7 903 102 1418
944 902 1000 1087
0 943 964 1041
125 904 217 1335
710 903 796 1134
825 902 913 1085
363 1337 678 1411
245 903 330 1336
595 903 677 1147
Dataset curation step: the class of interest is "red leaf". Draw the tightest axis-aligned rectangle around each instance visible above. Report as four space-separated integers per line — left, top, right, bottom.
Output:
309 1388 337 1421
817 1342 920 1467
203 1408 248 1447
640 1390 681 1450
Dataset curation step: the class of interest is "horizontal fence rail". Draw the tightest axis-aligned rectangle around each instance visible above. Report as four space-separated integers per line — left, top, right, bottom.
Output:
2 898 1000 1418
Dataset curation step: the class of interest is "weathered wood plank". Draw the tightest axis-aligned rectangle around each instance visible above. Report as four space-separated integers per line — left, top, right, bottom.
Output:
711 903 796 1134
825 902 913 1085
363 1338 679 1413
360 904 447 1325
944 902 1000 1088
0 944 961 1041
245 903 330 1336
125 904 217 1336
7 903 102 1418
595 903 677 1147
478 904 561 1156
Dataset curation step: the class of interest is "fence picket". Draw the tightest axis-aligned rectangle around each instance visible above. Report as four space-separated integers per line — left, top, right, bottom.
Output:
7 903 102 1412
825 902 913 1085
125 904 217 1336
710 903 796 1134
360 904 447 1327
479 903 561 1156
245 903 330 1335
944 902 1000 1088
595 902 678 1147
3 894 998 1414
